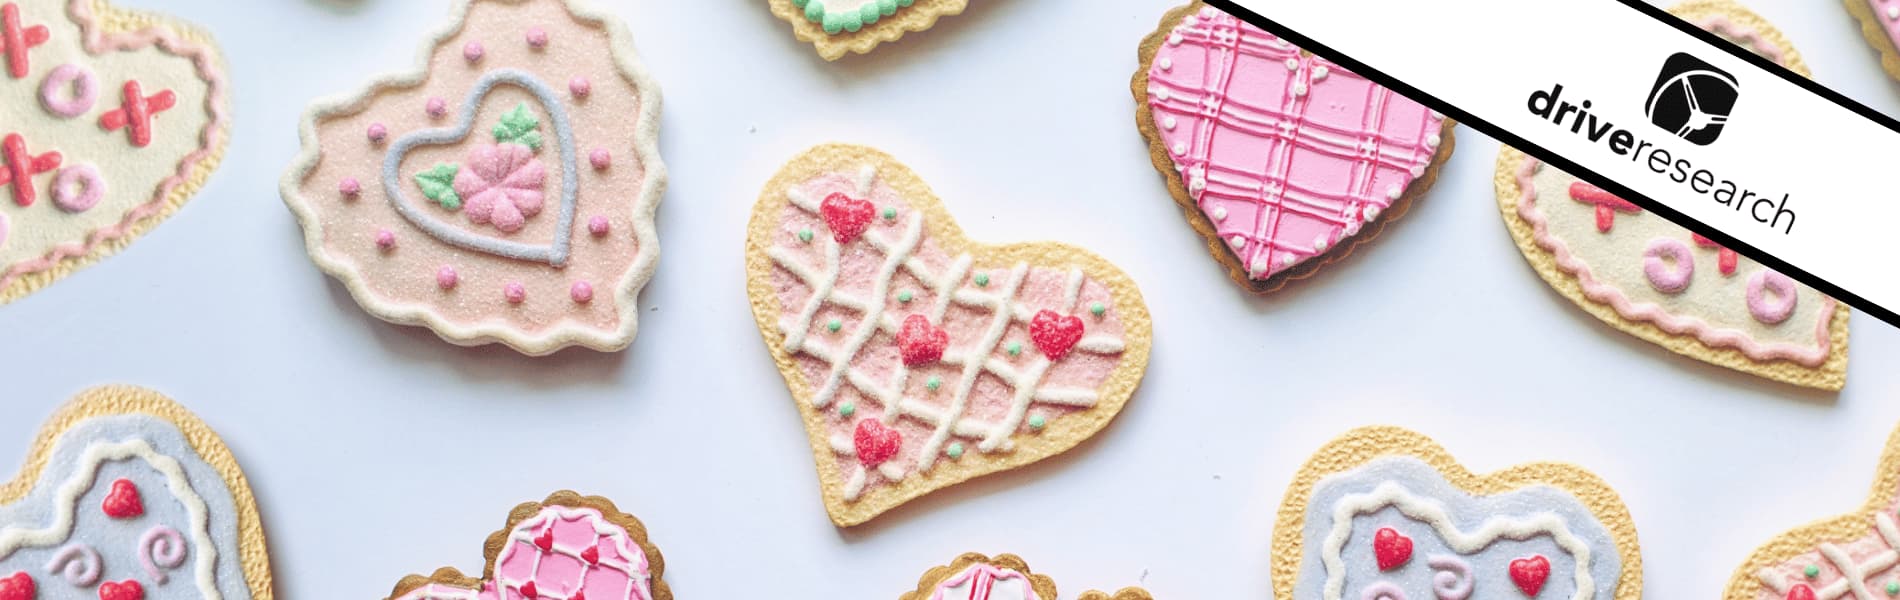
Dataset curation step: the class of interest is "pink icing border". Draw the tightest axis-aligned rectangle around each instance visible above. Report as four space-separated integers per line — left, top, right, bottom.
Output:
1514 157 1836 366
0 0 230 290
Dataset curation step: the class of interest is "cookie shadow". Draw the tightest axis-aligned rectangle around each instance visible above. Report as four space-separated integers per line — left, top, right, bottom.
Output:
305 0 370 15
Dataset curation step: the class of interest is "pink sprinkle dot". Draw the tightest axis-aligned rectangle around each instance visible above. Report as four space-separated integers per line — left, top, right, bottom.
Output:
366 123 387 144
426 97 447 119
588 216 610 237
570 281 594 304
589 149 611 171
338 177 361 198
504 283 526 304
375 230 396 251
569 77 591 99
463 41 485 63
526 27 549 49
436 266 459 290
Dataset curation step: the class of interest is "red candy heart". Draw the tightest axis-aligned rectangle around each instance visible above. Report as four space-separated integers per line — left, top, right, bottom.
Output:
98 580 142 600
533 526 554 552
853 419 901 467
1787 584 1816 600
1510 555 1551 596
579 543 599 565
518 581 537 599
101 478 143 519
819 192 874 244
0 572 33 600
1372 527 1412 571
896 314 948 366
1028 310 1084 361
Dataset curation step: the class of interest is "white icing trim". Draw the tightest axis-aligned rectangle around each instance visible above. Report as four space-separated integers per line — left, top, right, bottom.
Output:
0 439 221 600
1321 482 1594 600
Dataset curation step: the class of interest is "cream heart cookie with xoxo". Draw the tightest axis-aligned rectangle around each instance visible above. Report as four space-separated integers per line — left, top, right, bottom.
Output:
1274 427 1642 600
1726 420 1900 600
383 491 669 600
903 553 1153 600
0 0 229 305
767 0 966 61
746 144 1153 527
1494 1 1845 390
282 0 664 356
0 386 272 600
1135 2 1454 293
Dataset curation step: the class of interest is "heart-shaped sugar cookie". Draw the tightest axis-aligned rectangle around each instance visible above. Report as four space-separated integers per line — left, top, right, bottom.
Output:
282 0 664 356
766 0 967 61
0 0 230 305
0 386 272 599
1134 2 1454 293
1495 2 1844 390
1274 426 1642 600
903 553 1153 600
745 144 1153 527
1723 420 1900 600
383 491 669 600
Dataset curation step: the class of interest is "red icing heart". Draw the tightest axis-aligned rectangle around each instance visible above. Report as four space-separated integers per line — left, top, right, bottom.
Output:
1028 310 1084 361
853 419 901 467
98 580 142 600
533 526 554 552
895 314 948 366
1510 555 1551 596
101 478 143 519
518 581 537 599
819 192 874 244
1787 584 1816 600
579 543 600 565
1372 527 1412 571
0 572 33 600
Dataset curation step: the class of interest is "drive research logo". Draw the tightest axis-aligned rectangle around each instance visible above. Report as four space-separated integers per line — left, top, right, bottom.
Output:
1645 52 1738 145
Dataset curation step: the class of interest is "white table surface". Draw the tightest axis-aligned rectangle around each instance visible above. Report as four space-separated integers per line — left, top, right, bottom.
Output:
4 0 1899 597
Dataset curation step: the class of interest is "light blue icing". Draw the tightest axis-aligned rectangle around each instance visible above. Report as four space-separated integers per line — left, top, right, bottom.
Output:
383 68 580 266
1293 457 1622 600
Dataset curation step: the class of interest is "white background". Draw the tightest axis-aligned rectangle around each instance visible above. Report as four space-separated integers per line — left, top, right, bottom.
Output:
1 0 1897 598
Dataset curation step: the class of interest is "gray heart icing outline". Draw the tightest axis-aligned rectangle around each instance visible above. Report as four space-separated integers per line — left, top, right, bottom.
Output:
381 68 580 266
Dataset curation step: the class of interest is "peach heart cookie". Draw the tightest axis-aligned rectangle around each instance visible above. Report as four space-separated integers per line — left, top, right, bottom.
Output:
0 0 229 305
1133 2 1454 293
1274 426 1642 600
383 491 668 600
767 0 966 61
903 553 1152 600
1727 421 1900 600
1494 1 1844 391
745 144 1153 527
0 386 272 599
281 0 664 356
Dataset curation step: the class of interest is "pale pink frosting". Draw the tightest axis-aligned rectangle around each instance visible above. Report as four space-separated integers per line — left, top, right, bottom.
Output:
388 505 654 600
1146 6 1443 280
1751 498 1900 600
0 0 230 291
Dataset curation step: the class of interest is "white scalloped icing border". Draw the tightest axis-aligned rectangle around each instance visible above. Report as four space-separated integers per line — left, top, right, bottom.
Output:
278 0 665 356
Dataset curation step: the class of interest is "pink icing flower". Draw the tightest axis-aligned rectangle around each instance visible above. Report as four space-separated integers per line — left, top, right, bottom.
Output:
453 143 546 233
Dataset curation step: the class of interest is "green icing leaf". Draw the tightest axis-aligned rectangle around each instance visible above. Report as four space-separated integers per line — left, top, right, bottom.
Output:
492 102 543 151
415 163 462 210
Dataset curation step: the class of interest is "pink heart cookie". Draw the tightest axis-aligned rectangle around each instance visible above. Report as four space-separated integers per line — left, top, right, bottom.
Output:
383 492 669 600
1134 2 1453 293
281 0 664 355
0 0 230 305
746 144 1154 527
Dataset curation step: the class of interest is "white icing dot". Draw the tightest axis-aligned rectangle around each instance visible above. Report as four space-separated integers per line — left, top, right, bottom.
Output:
1889 5 1899 19
1292 83 1308 97
1281 254 1297 267
1163 116 1177 130
1409 165 1425 177
1430 110 1444 119
1343 220 1363 236
1182 15 1197 26
1312 66 1329 81
1365 205 1383 219
1426 134 1441 148
1211 206 1227 221
1229 234 1246 248
1284 58 1299 71
1189 174 1207 193
1385 184 1402 200
1314 234 1330 252
1158 57 1173 71
1154 87 1171 101
1172 142 1187 155
1168 33 1184 46
1250 256 1269 275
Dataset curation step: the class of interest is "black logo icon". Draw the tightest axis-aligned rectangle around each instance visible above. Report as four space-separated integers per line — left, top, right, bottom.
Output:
1645 52 1738 145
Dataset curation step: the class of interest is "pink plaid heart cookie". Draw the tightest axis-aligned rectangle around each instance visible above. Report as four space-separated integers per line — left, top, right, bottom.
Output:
383 491 669 600
903 554 1153 600
281 0 664 355
745 144 1153 527
1134 2 1454 293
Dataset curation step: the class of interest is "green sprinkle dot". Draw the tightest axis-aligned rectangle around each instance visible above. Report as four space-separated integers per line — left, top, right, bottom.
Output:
974 273 990 287
878 0 898 15
797 229 813 243
882 207 897 220
859 3 881 25
1806 565 1821 579
1028 415 1047 430
1886 582 1897 596
1090 302 1106 316
926 376 942 391
839 402 857 418
827 319 843 332
897 290 914 303
803 0 824 22
841 9 864 32
1007 342 1022 357
947 443 964 459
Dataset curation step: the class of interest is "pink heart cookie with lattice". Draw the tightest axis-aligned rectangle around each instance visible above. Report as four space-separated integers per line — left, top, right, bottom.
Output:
1134 2 1454 293
281 0 663 355
0 0 230 305
1726 419 1900 600
383 491 670 600
746 144 1153 527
